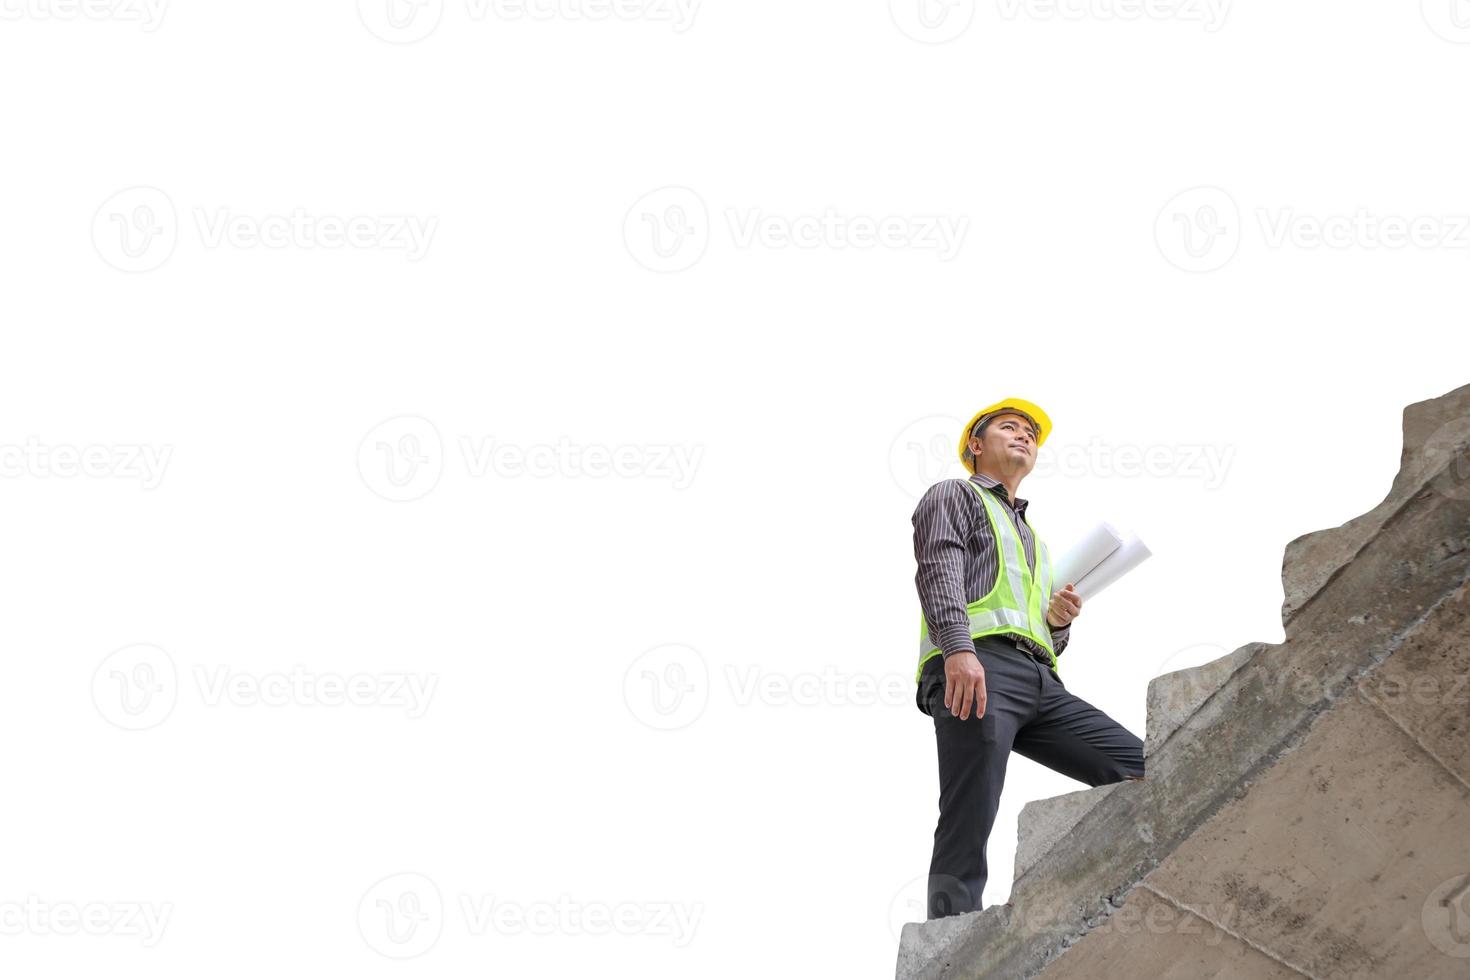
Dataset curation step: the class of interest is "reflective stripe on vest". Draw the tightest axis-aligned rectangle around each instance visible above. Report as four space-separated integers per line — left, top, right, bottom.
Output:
915 480 1057 681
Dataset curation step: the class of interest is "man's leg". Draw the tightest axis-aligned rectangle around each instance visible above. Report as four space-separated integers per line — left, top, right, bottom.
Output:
1010 665 1145 786
920 639 1039 919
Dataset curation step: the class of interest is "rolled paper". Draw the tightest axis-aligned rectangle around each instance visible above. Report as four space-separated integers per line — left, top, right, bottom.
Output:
1072 531 1152 601
1051 521 1124 591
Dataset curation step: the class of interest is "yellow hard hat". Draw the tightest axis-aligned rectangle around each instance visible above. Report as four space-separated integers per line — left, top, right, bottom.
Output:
958 398 1052 473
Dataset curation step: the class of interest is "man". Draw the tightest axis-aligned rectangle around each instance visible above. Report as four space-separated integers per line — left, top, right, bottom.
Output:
913 397 1145 920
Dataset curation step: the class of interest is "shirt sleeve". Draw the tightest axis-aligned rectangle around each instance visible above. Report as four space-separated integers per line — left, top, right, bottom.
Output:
1050 621 1071 659
912 480 978 659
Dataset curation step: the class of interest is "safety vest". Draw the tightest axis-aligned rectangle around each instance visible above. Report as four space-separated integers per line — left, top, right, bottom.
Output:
916 479 1057 681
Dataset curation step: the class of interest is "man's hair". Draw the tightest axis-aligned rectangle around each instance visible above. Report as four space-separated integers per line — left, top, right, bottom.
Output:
962 411 1039 469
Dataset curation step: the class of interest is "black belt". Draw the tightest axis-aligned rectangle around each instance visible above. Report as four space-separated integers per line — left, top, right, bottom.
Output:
973 632 1050 667
1008 635 1056 670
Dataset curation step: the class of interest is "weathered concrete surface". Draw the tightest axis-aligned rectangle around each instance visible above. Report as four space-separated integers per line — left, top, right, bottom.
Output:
1012 782 1126 886
897 382 1470 979
1281 382 1470 624
1144 643 1258 762
1045 581 1470 980
894 908 983 980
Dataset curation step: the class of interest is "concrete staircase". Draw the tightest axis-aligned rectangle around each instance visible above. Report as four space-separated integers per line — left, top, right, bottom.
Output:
897 382 1470 979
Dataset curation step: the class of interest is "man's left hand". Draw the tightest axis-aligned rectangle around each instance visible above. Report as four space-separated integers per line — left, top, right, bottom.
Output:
1046 583 1082 628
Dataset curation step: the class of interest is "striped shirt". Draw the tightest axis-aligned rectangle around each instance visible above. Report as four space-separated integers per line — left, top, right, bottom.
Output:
911 471 1070 667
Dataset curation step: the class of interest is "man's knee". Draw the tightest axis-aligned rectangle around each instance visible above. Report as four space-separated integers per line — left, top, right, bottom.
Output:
1099 766 1142 785
1114 735 1145 783
1104 750 1145 784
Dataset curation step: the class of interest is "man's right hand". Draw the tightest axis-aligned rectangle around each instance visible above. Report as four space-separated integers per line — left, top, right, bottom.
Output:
943 651 987 721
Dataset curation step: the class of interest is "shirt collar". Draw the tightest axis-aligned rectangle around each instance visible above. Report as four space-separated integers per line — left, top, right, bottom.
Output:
969 471 1028 516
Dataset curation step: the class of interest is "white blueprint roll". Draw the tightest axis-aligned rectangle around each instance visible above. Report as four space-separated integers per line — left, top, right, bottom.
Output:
1051 521 1124 590
1072 531 1152 600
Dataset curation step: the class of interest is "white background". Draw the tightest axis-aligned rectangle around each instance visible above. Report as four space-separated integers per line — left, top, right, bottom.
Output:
3 1 1469 977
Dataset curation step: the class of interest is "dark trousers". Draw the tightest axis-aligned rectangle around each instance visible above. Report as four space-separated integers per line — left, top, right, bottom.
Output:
916 635 1144 919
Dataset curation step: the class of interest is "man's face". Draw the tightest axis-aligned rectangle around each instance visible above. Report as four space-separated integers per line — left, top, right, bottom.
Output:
970 412 1039 474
